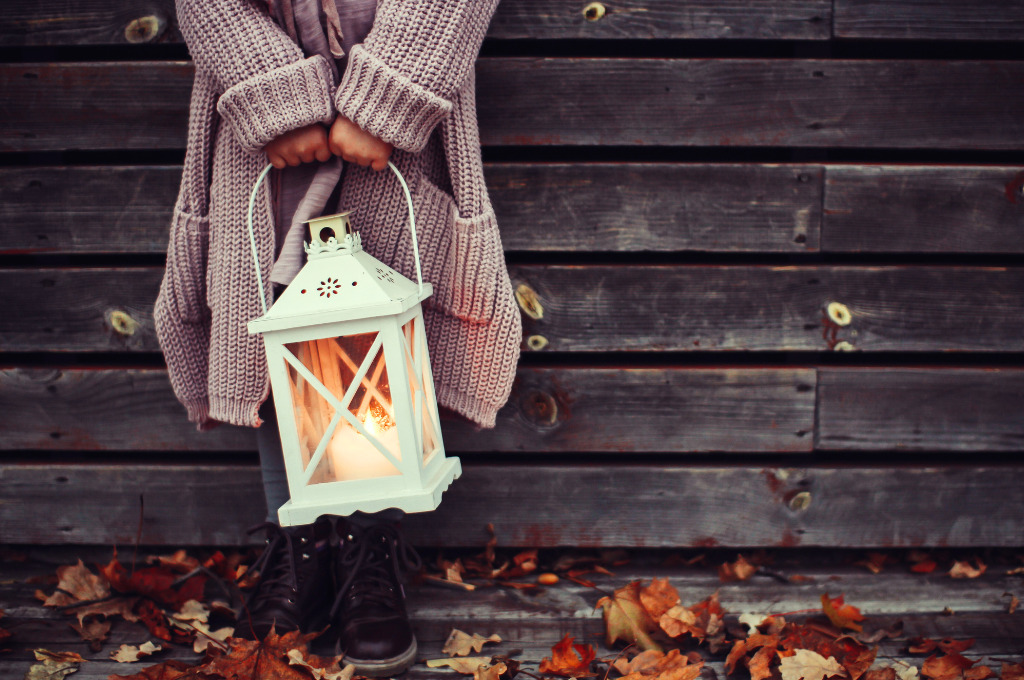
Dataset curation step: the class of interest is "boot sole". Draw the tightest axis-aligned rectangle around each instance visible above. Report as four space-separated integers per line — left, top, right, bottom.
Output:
341 638 418 677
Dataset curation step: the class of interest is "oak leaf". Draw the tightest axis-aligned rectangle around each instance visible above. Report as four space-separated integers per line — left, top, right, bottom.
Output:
822 594 865 632
597 582 661 651
443 629 502 656
111 641 163 662
539 634 598 677
640 578 681 619
779 649 849 680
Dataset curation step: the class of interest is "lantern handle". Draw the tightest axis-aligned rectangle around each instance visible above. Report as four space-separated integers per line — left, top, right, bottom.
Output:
246 160 424 316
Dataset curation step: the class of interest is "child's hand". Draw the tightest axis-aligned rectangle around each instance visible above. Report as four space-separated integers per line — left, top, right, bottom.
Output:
329 116 393 172
263 124 332 169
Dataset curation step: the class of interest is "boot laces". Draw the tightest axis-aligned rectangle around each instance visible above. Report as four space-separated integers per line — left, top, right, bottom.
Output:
245 522 304 608
330 524 421 618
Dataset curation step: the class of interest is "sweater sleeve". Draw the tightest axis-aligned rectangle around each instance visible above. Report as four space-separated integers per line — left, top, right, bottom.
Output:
176 0 336 153
333 0 500 153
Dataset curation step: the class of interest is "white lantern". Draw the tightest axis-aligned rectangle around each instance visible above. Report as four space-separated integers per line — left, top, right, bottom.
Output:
245 163 459 526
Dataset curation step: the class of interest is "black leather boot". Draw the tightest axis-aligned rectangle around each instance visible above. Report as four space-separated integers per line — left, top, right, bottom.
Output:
330 521 422 676
239 518 334 641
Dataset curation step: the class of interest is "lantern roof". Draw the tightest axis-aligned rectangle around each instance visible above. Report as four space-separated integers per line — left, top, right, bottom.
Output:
248 215 431 335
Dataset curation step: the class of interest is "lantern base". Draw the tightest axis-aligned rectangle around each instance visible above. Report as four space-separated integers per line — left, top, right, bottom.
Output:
275 457 462 527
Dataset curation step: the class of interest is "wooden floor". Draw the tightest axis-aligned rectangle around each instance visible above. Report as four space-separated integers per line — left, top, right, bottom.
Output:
2 547 1022 679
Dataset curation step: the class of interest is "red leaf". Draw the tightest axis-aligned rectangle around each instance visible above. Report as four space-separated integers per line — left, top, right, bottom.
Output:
539 634 597 677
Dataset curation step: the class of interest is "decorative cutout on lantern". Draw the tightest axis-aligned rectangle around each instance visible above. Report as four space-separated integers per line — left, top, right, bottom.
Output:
246 163 459 526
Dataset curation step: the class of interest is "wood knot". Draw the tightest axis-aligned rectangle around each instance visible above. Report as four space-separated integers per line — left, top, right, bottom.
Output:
787 491 812 512
108 310 139 336
583 2 606 21
522 390 558 426
526 335 549 351
125 15 164 43
515 283 544 320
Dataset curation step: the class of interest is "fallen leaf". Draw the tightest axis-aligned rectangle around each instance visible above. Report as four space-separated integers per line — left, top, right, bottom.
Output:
477 661 510 680
26 649 86 680
286 649 355 680
719 555 757 583
1001 662 1024 680
897 665 920 680
427 657 495 674
191 621 234 654
948 560 986 579
111 641 163 662
614 649 667 675
539 634 597 677
597 582 661 651
908 638 975 655
855 554 888 574
851 621 903 645
779 649 848 680
170 599 209 626
921 653 981 680
641 578 681 619
615 650 703 680
749 645 779 680
203 627 319 680
443 629 502 657
108 659 193 680
738 613 768 635
660 604 699 638
910 561 937 574
69 617 111 652
1004 593 1019 614
147 550 200 573
725 634 780 675
822 594 865 632
863 670 897 680
42 561 109 608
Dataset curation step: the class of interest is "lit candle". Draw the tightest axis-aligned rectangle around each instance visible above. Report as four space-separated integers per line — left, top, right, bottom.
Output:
326 409 402 480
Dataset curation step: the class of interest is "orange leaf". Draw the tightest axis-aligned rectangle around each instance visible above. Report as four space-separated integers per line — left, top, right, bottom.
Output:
597 582 661 651
109 659 193 680
204 627 320 680
539 634 597 677
921 653 980 680
1001 662 1024 680
821 593 865 632
948 560 986 579
908 638 975 655
719 555 757 583
641 578 681 619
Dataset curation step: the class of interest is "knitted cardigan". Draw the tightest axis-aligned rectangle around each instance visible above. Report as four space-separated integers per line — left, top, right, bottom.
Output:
155 0 521 430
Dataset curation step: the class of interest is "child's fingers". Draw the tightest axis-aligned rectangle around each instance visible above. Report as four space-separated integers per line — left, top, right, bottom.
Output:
315 145 332 163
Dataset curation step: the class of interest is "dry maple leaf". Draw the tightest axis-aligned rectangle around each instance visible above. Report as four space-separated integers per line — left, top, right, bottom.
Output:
443 629 503 657
69 617 111 652
725 634 780 675
597 581 661 651
822 594 865 632
855 554 888 574
539 634 598 677
190 621 235 654
948 560 986 579
640 578 681 619
719 555 757 583
779 649 849 680
43 560 110 608
863 669 897 680
618 649 703 680
203 627 320 680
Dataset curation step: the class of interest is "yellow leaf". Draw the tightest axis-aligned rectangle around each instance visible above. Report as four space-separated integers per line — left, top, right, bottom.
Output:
427 657 495 674
779 649 849 680
596 581 661 651
443 629 502 657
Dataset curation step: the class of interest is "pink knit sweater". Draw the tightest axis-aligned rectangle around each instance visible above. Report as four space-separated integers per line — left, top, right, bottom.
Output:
155 0 521 430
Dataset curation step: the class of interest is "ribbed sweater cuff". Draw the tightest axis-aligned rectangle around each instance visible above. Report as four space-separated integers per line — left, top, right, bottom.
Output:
181 398 213 432
217 56 336 154
209 395 265 429
335 45 453 153
436 382 501 430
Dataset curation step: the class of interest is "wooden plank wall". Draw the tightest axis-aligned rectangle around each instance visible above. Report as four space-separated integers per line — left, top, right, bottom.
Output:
1 1 1023 548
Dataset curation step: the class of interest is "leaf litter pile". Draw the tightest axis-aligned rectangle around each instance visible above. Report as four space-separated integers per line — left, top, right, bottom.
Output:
5 540 1024 680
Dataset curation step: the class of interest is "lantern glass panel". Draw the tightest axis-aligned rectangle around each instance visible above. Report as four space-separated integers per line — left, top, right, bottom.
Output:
401 318 440 465
283 332 402 484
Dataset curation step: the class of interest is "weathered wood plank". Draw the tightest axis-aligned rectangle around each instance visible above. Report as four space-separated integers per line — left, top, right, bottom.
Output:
818 368 1024 452
0 164 822 255
2 464 1022 546
6 60 1024 151
835 0 1024 40
823 165 1024 253
11 164 1024 256
0 367 814 453
0 0 831 45
6 266 1024 353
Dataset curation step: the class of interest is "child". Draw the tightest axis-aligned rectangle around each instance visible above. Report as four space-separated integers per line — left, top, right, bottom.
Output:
154 0 522 674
